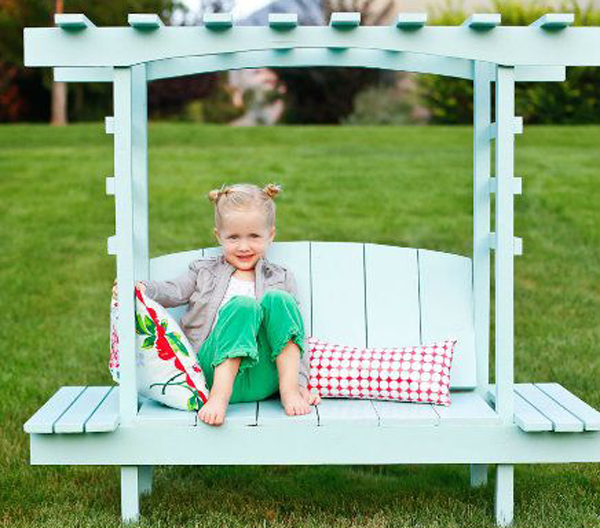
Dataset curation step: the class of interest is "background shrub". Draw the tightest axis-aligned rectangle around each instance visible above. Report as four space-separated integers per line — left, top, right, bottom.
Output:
417 0 600 124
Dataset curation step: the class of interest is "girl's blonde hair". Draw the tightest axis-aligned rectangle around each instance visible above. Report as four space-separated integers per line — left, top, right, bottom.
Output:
207 183 282 230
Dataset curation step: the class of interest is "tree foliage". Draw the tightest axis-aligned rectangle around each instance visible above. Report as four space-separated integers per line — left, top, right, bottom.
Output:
0 0 219 122
417 0 600 124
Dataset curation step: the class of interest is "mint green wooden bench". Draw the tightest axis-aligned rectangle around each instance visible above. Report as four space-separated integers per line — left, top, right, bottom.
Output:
23 12 600 526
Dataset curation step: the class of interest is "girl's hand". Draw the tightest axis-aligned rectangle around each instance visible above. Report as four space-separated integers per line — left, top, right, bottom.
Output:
299 385 321 406
112 280 146 301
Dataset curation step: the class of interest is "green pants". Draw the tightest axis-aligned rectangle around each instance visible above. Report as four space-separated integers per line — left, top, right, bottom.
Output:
196 290 306 404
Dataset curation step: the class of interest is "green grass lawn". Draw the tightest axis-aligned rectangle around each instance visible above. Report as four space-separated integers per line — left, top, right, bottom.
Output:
0 123 598 527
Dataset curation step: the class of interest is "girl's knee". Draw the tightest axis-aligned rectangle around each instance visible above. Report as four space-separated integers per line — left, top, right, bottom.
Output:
261 289 294 306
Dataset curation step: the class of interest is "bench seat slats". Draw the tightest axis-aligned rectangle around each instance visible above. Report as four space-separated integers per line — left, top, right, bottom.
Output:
54 386 113 433
487 387 553 431
316 398 378 426
514 384 584 432
535 383 600 431
137 399 197 426
85 386 120 432
224 402 258 426
256 399 318 426
24 386 87 434
372 400 439 426
434 391 499 425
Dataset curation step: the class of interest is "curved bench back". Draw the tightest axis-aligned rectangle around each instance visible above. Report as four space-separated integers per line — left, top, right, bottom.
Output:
149 241 477 389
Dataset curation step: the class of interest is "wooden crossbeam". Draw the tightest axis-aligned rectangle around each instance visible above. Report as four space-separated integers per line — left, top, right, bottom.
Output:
128 14 164 29
55 14 94 30
396 13 427 29
203 13 233 29
463 14 501 29
489 177 522 195
268 13 298 29
105 116 114 134
106 176 116 195
531 13 574 29
330 12 361 27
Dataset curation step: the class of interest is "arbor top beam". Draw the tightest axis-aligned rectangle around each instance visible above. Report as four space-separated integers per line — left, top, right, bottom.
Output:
23 13 600 68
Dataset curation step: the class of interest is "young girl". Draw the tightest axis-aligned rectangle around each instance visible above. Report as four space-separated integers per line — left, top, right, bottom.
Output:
113 183 320 426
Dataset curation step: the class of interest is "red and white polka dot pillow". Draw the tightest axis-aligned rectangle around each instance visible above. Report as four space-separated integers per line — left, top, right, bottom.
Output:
306 337 457 405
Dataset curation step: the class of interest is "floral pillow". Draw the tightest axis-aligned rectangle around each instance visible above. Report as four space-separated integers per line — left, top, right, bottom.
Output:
306 337 457 406
109 287 210 411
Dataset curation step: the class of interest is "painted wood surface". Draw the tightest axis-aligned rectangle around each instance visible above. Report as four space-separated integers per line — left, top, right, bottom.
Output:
85 386 120 432
148 242 478 388
53 387 113 433
24 23 600 68
364 244 420 348
473 61 493 397
418 249 477 388
28 422 600 465
536 383 600 430
54 59 566 84
23 386 86 434
493 65 516 426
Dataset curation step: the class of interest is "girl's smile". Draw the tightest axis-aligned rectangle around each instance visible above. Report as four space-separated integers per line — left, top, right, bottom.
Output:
214 208 275 272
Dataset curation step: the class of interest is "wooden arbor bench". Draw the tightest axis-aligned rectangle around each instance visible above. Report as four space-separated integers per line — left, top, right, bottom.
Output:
23 11 600 527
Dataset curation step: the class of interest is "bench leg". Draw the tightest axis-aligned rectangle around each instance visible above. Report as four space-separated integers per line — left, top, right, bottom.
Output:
495 464 514 527
139 465 154 497
121 466 140 523
470 464 488 487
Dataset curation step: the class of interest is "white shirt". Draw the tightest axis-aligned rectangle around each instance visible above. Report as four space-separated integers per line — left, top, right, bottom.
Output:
210 275 256 332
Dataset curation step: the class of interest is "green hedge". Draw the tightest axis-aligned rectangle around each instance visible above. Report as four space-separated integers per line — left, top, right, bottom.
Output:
417 0 600 124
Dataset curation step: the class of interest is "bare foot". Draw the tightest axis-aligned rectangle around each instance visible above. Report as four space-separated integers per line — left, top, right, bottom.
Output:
280 387 312 416
198 395 229 426
299 386 322 406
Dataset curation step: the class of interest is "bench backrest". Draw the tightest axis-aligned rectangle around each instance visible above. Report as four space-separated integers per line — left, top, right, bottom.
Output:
149 241 477 389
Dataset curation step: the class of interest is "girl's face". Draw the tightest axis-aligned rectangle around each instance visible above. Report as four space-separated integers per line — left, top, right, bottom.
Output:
214 207 275 272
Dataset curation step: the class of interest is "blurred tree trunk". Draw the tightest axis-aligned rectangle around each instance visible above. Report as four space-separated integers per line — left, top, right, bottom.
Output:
50 0 67 126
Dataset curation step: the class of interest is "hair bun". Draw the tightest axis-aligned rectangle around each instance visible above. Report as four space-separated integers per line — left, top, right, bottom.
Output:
207 185 231 203
263 183 282 199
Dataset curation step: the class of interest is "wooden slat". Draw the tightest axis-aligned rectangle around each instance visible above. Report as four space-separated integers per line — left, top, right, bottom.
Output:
85 386 120 432
202 246 222 258
311 242 366 347
418 249 477 389
24 386 86 434
535 383 600 431
396 13 427 29
434 391 499 425
54 387 113 433
316 398 378 426
372 400 439 426
487 386 552 432
149 249 204 281
266 241 312 336
364 244 420 348
256 398 318 426
136 399 196 426
515 384 584 432
225 402 258 426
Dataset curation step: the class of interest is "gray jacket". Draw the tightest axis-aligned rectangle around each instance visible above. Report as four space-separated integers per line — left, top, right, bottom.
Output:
141 254 310 388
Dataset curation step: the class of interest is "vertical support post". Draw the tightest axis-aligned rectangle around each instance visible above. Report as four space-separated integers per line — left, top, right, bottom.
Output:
473 61 493 396
495 464 514 526
121 466 140 522
470 61 493 489
131 64 150 281
494 65 516 425
493 64 516 526
113 64 148 426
